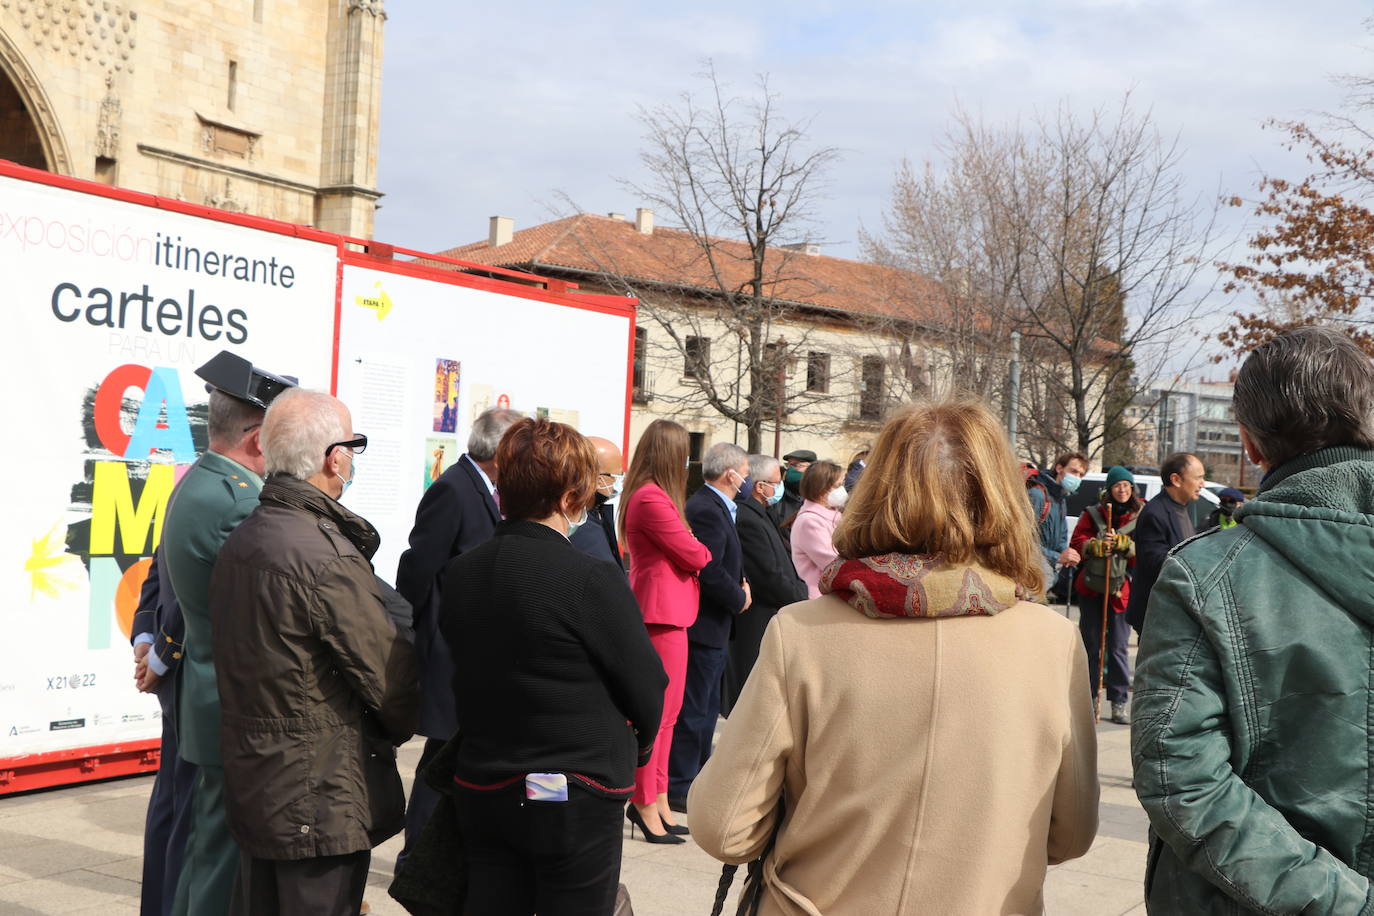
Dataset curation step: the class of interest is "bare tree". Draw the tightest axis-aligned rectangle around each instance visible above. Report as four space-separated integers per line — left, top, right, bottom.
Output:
592 64 843 453
865 99 1219 464
859 118 1023 420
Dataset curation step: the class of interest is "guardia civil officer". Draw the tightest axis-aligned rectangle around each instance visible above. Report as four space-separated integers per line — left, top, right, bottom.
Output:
161 351 295 916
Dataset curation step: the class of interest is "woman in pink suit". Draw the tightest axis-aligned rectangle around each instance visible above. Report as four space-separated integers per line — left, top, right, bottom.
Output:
619 419 712 843
789 460 846 598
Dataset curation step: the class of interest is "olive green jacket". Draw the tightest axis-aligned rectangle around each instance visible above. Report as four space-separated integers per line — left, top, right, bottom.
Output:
161 450 262 766
1132 447 1374 915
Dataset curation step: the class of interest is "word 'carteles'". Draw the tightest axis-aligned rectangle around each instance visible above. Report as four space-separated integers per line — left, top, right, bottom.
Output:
52 282 249 343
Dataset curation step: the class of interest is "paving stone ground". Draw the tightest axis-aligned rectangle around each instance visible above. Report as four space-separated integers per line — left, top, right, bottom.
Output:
0 618 1147 915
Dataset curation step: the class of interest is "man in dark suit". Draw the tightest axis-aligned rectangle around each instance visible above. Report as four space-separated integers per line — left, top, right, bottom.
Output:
132 547 196 916
569 436 624 571
724 454 808 716
1125 451 1206 634
394 406 521 865
669 442 752 809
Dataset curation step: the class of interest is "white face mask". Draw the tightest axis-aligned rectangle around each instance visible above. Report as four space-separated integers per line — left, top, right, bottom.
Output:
826 486 848 509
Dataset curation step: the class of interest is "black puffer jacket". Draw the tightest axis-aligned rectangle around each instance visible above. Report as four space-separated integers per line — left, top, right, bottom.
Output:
210 474 419 860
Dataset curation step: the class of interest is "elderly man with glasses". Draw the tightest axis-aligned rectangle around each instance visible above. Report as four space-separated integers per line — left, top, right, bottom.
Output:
208 387 418 916
159 351 295 916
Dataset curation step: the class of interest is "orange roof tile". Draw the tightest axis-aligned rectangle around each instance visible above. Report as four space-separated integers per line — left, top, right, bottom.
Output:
422 213 948 326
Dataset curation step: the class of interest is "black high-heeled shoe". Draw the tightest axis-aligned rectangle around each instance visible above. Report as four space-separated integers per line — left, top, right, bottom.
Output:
625 804 686 844
661 817 690 836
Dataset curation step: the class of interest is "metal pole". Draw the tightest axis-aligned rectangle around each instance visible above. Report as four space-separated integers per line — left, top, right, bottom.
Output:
773 341 784 459
1007 331 1022 445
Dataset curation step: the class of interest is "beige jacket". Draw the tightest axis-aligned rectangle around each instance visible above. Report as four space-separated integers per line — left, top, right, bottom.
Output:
689 592 1098 915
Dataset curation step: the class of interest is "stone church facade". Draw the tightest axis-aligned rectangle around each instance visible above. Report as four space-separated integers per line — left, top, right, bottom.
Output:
0 0 385 238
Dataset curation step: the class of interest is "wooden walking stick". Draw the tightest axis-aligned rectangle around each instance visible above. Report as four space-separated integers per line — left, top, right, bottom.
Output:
1094 504 1113 723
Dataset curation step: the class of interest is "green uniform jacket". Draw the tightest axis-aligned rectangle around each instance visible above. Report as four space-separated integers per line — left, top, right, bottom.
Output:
1132 446 1374 915
162 450 262 766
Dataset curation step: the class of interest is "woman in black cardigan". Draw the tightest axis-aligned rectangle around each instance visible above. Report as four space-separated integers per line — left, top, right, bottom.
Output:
439 417 667 915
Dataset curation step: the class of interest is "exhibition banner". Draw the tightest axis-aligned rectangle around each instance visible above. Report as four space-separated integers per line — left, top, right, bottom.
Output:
0 172 338 762
335 262 635 581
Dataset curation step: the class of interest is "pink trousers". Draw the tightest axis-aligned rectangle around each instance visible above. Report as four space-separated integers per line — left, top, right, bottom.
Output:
633 624 687 806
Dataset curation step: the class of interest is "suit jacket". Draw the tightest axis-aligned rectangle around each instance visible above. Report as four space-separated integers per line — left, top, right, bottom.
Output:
161 450 262 766
395 454 501 739
735 497 808 615
569 493 623 571
686 485 746 649
623 482 712 629
1125 491 1191 631
131 545 185 681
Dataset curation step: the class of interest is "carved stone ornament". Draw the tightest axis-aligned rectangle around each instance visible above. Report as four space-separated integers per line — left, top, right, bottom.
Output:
347 0 386 18
94 71 120 157
0 0 138 71
205 178 245 214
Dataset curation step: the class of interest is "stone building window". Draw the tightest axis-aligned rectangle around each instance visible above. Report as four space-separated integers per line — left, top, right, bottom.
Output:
684 335 709 380
806 351 830 393
632 327 651 403
94 157 117 185
859 356 885 421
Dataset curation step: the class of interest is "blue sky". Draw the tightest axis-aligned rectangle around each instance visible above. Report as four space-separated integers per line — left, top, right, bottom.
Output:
375 0 1372 282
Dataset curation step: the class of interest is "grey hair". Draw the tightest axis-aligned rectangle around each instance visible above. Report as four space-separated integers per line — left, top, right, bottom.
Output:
748 453 781 482
262 388 347 479
1233 325 1374 468
702 442 749 481
206 390 264 448
468 408 524 462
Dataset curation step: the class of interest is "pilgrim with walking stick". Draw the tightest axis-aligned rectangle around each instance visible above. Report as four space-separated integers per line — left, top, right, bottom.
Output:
1067 466 1144 726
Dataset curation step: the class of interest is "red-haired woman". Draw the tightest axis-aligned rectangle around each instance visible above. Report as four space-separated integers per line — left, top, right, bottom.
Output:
619 419 712 843
440 418 667 912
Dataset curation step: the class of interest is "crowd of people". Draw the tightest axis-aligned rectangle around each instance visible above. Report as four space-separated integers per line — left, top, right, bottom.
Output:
129 324 1374 915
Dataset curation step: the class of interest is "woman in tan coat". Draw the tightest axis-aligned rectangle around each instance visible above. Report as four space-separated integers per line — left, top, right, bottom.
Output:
689 399 1099 915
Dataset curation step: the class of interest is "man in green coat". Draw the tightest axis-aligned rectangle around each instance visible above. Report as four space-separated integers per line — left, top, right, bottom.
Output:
1132 326 1374 914
163 352 295 916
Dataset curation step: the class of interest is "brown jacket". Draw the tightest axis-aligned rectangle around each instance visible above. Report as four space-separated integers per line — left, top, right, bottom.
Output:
210 474 419 860
689 580 1098 914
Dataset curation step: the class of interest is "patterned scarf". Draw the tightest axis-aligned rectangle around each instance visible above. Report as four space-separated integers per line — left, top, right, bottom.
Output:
818 552 1021 619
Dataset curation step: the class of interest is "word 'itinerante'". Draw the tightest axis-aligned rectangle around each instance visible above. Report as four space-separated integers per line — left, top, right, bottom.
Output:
155 232 297 288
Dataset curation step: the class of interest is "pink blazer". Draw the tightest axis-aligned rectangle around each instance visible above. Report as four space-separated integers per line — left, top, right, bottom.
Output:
790 500 841 599
623 482 712 628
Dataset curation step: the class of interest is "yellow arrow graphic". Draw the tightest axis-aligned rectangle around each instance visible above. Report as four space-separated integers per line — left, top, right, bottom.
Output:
355 282 393 320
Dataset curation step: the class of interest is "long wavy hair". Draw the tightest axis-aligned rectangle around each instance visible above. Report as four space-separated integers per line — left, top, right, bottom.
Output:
833 398 1045 597
618 418 691 544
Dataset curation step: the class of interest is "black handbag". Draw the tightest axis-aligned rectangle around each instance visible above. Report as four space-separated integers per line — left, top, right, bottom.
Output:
709 799 784 916
387 735 467 915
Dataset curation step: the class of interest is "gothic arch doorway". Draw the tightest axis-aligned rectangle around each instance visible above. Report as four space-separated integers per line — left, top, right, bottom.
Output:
0 30 71 173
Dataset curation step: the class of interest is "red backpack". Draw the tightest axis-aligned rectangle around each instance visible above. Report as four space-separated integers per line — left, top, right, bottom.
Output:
1022 463 1052 523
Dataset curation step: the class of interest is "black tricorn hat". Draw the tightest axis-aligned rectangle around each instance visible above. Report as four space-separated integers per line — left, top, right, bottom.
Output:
195 351 297 408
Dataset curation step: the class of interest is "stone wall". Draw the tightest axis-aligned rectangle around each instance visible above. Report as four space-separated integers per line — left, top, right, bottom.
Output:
0 0 384 237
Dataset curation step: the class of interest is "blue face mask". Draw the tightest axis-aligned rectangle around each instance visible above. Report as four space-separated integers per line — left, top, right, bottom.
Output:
764 481 785 506
336 451 358 495
1060 472 1081 495
562 508 589 539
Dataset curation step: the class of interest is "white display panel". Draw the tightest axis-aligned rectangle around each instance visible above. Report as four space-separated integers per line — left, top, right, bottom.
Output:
334 263 634 583
0 174 338 759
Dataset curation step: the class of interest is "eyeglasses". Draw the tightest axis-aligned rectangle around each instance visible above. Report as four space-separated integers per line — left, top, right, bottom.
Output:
325 434 368 457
